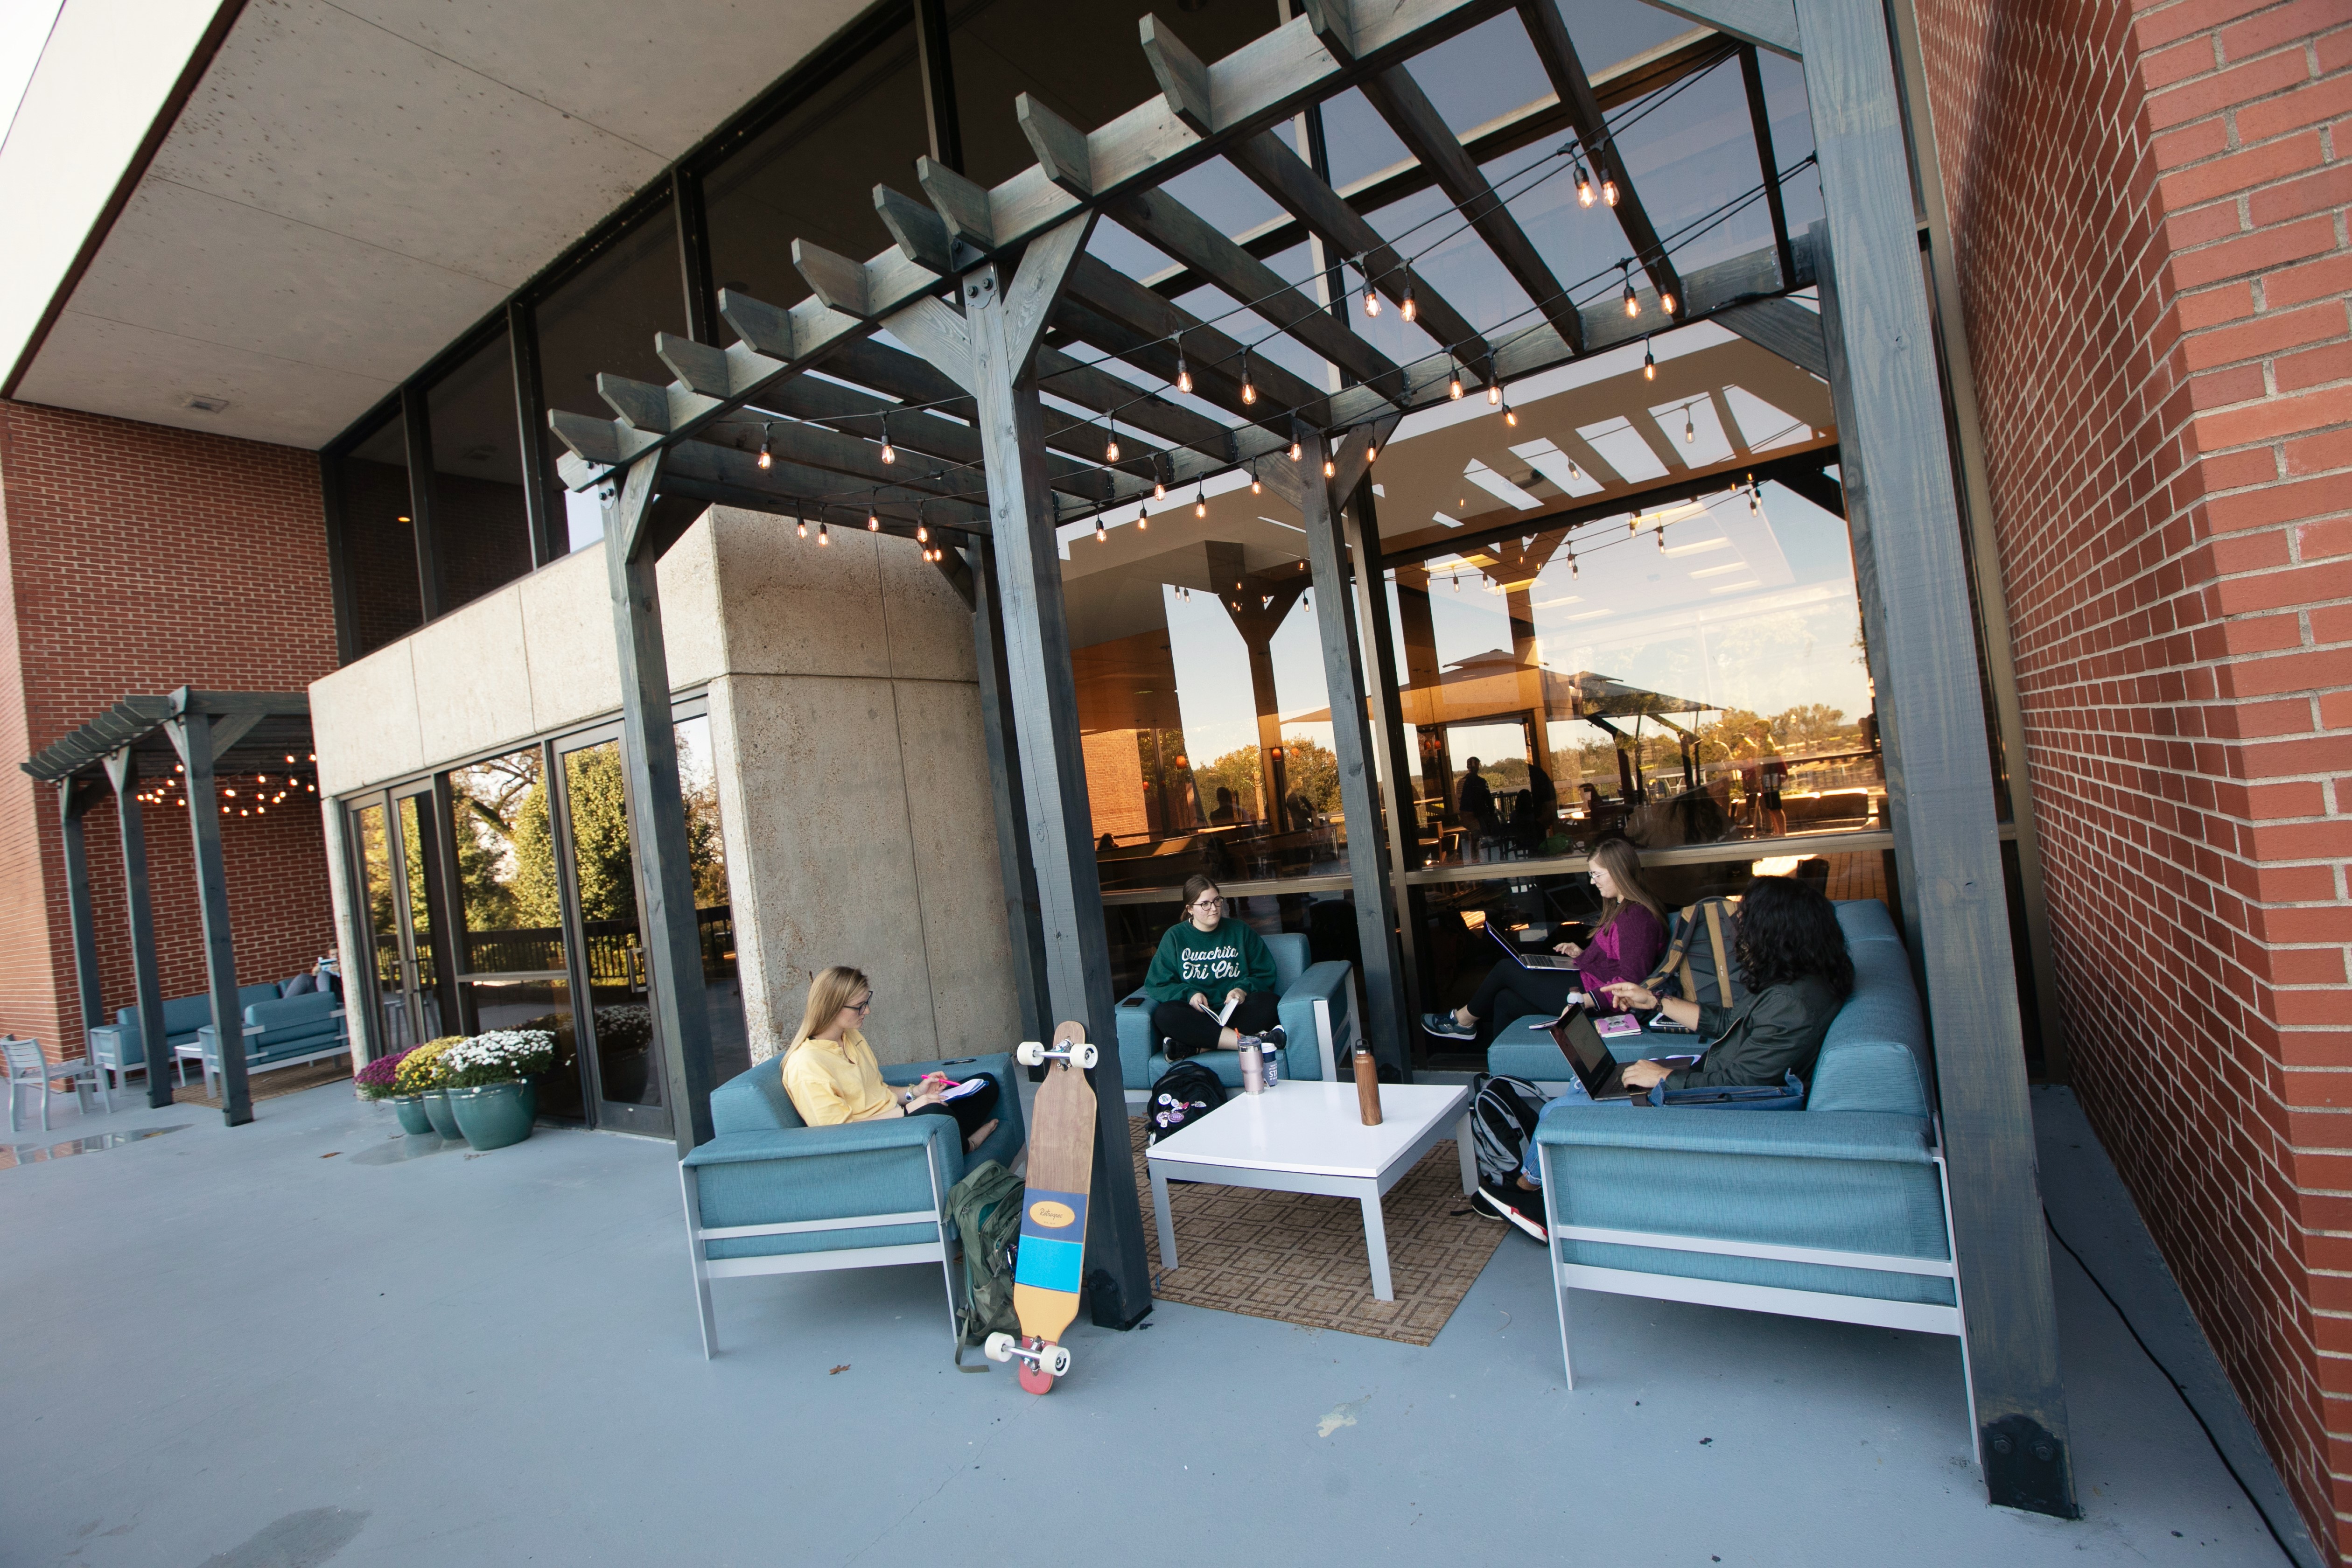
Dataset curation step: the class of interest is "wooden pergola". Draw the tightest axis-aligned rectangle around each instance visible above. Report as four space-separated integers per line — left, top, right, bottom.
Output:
549 0 2071 1514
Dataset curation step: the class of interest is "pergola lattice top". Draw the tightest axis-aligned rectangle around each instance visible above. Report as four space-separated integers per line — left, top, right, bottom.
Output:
548 0 1820 547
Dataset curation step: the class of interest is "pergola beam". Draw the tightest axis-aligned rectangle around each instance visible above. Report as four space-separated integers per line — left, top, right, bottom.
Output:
1355 62 1587 355
100 750 172 1108
1517 0 1686 315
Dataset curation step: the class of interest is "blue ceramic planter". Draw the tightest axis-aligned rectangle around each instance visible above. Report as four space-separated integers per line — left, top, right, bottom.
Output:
390 1094 434 1136
448 1079 537 1152
421 1087 463 1140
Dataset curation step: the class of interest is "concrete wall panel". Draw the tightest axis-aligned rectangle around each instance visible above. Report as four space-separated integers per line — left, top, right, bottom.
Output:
408 586 534 765
891 676 1018 1058
708 508 890 679
879 539 979 685
311 643 423 796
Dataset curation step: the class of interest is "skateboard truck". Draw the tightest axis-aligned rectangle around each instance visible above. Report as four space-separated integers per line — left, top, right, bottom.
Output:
1016 1039 1099 1070
983 1332 1072 1379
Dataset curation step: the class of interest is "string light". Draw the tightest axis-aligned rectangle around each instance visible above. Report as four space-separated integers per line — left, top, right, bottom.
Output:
1250 463 1262 496
1749 473 1762 515
1361 258 1380 317
1194 482 1208 519
1105 418 1120 463
1448 359 1464 400
1288 434 1303 462
1575 160 1594 208
818 518 830 545
1365 437 1378 463
1096 517 1108 544
1401 280 1417 323
1486 382 1501 406
1569 552 1579 579
1622 263 1640 319
1661 287 1678 316
1501 387 1517 427
1683 406 1696 444
879 413 894 465
757 423 773 470
1603 175 1619 207
916 521 930 544
1175 339 1192 394
1643 338 1656 380
796 514 807 540
868 506 880 531
1240 349 1256 406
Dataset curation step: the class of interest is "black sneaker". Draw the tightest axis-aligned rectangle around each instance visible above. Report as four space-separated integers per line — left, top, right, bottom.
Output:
1260 1025 1287 1052
1480 1183 1547 1242
1161 1035 1198 1062
1422 1011 1477 1042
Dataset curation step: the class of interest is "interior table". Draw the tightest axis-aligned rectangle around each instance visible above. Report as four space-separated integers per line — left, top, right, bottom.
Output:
1144 1081 1477 1302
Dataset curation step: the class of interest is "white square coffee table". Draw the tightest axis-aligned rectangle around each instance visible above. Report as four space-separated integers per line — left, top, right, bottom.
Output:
1144 1080 1477 1302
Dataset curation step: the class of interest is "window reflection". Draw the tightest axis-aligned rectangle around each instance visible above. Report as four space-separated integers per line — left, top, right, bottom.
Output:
1067 477 1343 893
335 413 421 657
674 715 750 1087
447 749 560 975
1378 321 1877 875
425 329 533 611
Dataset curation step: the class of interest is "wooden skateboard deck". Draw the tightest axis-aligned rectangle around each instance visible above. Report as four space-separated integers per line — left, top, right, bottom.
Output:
1012 1020 1095 1386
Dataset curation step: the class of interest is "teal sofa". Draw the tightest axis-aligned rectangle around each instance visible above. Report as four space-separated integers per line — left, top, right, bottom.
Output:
189 991 351 1098
679 1051 1026 1358
1113 931 1356 1097
1525 900 1965 1406
87 980 296 1092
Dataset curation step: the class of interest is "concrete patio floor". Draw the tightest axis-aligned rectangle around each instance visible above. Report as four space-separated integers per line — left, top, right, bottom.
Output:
0 1078 2320 1568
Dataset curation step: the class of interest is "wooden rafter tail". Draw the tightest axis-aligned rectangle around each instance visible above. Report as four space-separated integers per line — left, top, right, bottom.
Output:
1222 129 1495 384
1515 0 1685 315
1357 61 1586 356
789 235 949 326
1107 185 1407 406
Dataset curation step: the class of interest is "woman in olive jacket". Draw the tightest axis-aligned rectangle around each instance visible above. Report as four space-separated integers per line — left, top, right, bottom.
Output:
1603 874 1854 1095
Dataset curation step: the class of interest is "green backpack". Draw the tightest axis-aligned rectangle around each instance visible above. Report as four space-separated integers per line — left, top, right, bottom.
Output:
945 1159 1025 1352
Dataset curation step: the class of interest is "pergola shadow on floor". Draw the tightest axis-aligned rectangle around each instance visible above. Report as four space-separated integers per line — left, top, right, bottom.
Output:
0 1080 2315 1567
21 689 317 1126
547 0 2065 1512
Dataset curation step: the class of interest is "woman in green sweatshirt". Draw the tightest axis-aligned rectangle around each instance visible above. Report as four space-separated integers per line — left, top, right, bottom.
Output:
1145 875 1287 1061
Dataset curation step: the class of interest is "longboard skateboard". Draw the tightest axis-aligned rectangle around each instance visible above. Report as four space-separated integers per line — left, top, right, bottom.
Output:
984 1020 1098 1393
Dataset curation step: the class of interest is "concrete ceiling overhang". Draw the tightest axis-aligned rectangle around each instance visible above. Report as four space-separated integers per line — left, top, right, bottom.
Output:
7 0 870 448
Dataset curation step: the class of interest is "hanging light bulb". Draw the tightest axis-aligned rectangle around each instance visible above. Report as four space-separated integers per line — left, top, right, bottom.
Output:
1401 280 1417 323
917 522 929 544
1250 464 1262 496
1569 552 1579 579
1502 389 1517 428
1603 175 1619 207
1661 288 1678 316
1323 454 1337 478
1194 482 1208 519
757 422 773 470
1451 573 1460 592
1643 338 1656 380
1623 264 1640 318
1175 339 1192 394
1289 434 1303 463
1096 518 1108 543
1365 438 1378 463
1487 382 1502 406
1106 418 1120 463
1658 523 1667 552
879 413 895 464
1575 161 1594 208
1448 362 1464 400
818 519 831 546
1154 475 1166 500
1362 259 1380 317
1568 460 1583 482
1684 406 1696 444
1240 349 1256 406
868 507 881 531
796 516 808 539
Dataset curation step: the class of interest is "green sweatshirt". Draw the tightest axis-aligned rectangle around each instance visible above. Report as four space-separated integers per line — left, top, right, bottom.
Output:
1143 917 1278 1002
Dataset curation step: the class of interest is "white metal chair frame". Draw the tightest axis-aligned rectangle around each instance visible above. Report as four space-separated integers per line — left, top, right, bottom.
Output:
1539 1121 1977 1445
5 1036 103 1132
679 1131 965 1361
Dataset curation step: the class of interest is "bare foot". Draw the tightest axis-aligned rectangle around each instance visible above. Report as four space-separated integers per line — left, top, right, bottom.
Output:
965 1118 999 1153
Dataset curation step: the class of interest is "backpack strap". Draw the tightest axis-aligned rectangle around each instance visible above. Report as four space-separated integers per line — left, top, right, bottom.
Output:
1645 903 1701 994
1701 899 1733 1007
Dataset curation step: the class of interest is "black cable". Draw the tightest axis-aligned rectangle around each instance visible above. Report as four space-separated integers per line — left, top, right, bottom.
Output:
2042 1207 2304 1564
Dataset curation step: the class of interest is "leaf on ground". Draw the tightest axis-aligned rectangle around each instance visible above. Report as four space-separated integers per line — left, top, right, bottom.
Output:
829 1364 851 1375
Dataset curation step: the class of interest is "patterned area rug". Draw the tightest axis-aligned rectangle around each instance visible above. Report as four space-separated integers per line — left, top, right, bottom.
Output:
179 1056 353 1109
1129 1118 1505 1346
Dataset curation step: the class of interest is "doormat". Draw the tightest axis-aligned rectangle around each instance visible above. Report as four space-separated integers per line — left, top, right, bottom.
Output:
181 1056 354 1109
1129 1119 1507 1347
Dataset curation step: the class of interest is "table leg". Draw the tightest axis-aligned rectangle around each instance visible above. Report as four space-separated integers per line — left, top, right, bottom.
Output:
1455 1109 1479 1194
1150 1163 1179 1273
1359 1189 1393 1302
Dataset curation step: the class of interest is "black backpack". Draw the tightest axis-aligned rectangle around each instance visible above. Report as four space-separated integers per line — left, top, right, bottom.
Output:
1146 1060 1227 1144
1470 1074 1547 1187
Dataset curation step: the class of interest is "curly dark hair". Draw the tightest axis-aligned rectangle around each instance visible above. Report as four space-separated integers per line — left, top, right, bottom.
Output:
1733 876 1854 1000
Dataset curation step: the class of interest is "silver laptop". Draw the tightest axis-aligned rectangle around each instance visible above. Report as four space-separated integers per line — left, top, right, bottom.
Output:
1489 919 1577 970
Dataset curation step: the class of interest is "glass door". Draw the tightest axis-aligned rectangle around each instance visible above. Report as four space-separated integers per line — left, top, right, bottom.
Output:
391 786 455 1045
350 799 401 1052
553 729 668 1137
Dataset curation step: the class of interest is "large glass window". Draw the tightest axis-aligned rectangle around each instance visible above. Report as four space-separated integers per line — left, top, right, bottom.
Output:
335 412 421 658
704 17 930 325
425 329 534 611
675 714 749 1087
1064 473 1343 897
535 198 686 554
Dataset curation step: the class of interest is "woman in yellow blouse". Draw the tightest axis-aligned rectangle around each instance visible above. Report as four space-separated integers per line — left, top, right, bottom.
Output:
780 965 1000 1152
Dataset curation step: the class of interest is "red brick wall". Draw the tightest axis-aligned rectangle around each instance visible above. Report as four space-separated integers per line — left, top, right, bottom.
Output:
1913 0 2351 1554
0 400 340 1064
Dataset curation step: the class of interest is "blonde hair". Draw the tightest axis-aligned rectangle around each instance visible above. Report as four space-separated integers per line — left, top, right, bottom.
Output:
787 965 872 1055
1589 839 1666 934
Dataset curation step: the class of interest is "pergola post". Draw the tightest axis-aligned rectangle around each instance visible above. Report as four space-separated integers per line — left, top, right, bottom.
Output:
1792 0 2075 1515
57 779 106 1054
967 537 1051 1042
165 712 254 1126
101 751 173 1107
948 222 1152 1330
1283 431 1411 1073
599 454 718 1156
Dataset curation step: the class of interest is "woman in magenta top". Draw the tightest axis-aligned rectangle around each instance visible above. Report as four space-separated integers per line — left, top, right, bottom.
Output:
1423 840 1670 1045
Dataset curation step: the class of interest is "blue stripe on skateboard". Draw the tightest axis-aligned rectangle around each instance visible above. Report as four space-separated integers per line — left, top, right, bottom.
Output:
1015 1235 1085 1294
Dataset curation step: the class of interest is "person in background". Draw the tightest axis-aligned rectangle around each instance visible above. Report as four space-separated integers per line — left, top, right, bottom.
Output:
1423 839 1668 1045
780 965 999 1153
1144 875 1287 1062
1477 875 1853 1237
1209 785 1239 825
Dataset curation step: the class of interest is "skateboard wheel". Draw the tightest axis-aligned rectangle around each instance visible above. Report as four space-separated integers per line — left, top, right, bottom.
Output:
983 1332 1014 1362
1044 1344 1072 1377
1015 1041 1045 1067
1072 1043 1099 1070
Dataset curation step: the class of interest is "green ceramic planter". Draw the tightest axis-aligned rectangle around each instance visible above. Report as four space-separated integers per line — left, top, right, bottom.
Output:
390 1094 434 1136
421 1087 463 1140
448 1079 537 1152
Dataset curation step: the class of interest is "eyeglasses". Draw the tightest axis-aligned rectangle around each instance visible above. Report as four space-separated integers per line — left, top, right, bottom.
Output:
1189 896 1223 910
849 996 872 1013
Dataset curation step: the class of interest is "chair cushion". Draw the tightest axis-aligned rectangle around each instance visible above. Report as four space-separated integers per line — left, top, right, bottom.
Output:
1486 1015 1650 1082
707 1052 1025 1176
1809 903 1931 1117
1262 931 1309 992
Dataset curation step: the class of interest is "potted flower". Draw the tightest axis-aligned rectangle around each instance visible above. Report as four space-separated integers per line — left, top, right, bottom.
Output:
395 1036 465 1139
357 1045 429 1134
441 1029 557 1152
